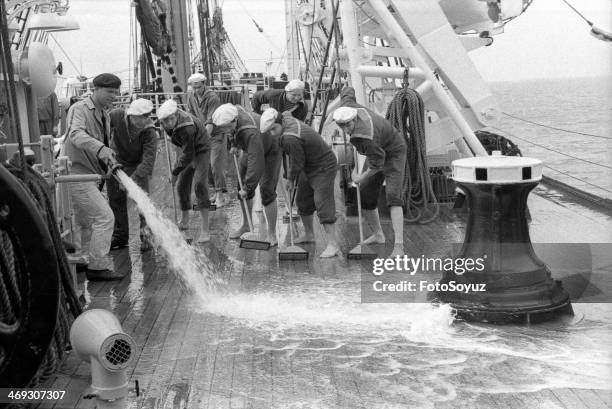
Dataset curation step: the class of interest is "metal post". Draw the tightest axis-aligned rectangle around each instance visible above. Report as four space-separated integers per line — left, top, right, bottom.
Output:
367 0 488 156
339 0 366 104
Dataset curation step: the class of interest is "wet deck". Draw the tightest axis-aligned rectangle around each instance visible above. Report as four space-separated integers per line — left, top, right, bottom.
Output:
36 160 612 409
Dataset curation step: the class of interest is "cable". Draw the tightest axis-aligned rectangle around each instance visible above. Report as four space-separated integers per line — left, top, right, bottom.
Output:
502 112 612 140
490 126 612 170
544 164 612 195
48 34 83 77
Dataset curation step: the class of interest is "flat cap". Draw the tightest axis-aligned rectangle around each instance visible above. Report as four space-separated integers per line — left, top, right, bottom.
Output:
260 108 279 133
92 73 121 89
157 99 178 120
284 79 305 92
332 107 358 124
126 98 154 116
212 103 239 126
188 73 207 84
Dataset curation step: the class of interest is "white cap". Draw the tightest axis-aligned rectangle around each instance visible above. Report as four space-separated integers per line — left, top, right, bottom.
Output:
260 108 279 133
126 98 154 116
284 79 305 92
24 148 35 156
212 103 239 126
157 99 178 120
188 73 207 84
333 107 358 124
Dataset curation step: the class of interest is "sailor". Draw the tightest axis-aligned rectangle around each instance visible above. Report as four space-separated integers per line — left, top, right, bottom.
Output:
212 103 281 246
62 73 121 279
251 79 308 121
157 99 211 243
187 72 230 208
107 98 158 251
260 108 340 258
37 91 60 137
333 87 407 258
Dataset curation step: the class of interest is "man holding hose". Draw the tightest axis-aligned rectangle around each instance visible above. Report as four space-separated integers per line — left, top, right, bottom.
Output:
212 103 281 246
260 108 340 258
157 99 211 243
333 87 407 258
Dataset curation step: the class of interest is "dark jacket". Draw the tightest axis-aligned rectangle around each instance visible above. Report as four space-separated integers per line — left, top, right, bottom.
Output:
62 95 111 175
234 108 265 195
279 113 336 180
339 87 405 171
251 89 308 121
166 110 210 176
109 108 158 179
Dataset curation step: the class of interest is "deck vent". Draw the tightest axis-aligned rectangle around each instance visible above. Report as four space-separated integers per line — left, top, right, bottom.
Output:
475 168 488 181
105 338 132 367
522 167 532 180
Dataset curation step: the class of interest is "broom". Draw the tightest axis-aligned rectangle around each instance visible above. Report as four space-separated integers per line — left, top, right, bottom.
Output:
278 180 309 261
164 131 192 244
347 149 377 260
232 154 271 250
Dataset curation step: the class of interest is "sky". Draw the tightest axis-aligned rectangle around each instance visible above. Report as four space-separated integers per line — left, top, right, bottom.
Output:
49 0 611 83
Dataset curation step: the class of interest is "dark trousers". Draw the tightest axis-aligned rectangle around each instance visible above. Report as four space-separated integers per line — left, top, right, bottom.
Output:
107 166 149 242
296 165 338 224
176 151 211 210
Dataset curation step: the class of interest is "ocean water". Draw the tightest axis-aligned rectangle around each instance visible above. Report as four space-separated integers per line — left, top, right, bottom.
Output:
489 76 612 200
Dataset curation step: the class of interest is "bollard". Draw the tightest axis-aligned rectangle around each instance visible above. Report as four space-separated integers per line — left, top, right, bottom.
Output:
433 153 573 323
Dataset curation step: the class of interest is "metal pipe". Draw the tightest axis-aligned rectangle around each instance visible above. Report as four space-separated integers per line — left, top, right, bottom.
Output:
356 65 424 80
55 174 105 183
339 0 366 104
368 0 488 156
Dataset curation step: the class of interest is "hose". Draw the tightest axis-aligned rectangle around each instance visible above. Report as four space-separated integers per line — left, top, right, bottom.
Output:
386 87 439 223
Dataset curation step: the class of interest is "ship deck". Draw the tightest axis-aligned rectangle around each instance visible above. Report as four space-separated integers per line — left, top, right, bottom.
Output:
36 161 612 409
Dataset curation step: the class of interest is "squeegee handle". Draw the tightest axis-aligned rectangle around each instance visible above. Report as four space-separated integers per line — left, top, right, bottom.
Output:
232 153 254 231
353 149 366 243
163 131 179 224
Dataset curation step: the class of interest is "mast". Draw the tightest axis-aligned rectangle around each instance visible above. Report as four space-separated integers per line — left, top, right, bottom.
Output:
284 0 299 79
168 0 190 92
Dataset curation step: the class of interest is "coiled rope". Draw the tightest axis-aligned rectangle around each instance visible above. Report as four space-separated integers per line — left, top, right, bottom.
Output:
386 86 439 223
2 164 82 389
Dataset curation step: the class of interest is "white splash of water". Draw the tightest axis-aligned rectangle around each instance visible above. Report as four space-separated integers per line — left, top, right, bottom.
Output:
116 170 221 302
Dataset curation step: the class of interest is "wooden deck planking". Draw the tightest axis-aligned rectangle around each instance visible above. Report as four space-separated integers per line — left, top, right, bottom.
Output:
33 158 612 409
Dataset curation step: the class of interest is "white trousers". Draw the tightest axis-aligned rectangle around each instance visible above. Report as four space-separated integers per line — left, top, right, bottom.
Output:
70 181 114 271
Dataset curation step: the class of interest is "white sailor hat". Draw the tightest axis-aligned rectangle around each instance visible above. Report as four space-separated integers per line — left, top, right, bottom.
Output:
188 73 207 84
212 103 239 126
157 99 178 120
260 108 279 133
333 107 358 124
126 98 154 116
284 79 305 92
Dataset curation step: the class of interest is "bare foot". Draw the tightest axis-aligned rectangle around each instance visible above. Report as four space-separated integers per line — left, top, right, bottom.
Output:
294 234 315 244
320 244 341 258
266 234 278 247
230 225 250 239
178 220 189 231
362 231 386 244
388 244 404 258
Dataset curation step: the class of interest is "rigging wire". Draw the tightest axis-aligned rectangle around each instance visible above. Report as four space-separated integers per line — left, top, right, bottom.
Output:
489 126 612 170
48 34 82 77
490 126 612 195
501 112 612 140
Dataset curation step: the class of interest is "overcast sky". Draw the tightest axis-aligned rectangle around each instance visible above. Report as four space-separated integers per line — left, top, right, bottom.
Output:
51 0 611 83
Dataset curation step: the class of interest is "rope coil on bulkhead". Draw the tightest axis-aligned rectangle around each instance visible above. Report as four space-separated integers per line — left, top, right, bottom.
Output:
386 86 439 223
